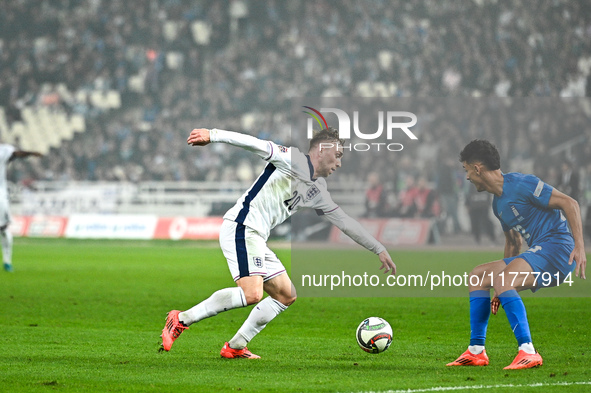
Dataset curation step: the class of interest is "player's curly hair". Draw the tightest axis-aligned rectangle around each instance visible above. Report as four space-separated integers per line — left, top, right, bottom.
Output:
308 127 345 151
459 139 501 170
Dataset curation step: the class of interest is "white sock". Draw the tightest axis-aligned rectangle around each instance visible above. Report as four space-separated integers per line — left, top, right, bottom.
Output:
228 297 288 349
519 342 536 354
179 287 246 326
1 229 13 265
468 345 485 355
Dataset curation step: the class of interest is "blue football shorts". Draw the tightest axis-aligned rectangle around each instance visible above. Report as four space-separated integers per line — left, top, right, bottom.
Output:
503 240 576 292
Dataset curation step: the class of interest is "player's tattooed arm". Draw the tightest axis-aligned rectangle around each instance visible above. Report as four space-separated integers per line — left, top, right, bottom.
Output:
503 229 522 259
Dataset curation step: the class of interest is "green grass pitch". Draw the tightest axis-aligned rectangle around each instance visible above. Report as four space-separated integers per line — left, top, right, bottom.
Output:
1 238 590 392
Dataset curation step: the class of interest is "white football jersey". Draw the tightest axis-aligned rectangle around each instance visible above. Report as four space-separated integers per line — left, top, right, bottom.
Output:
211 129 385 254
0 144 15 201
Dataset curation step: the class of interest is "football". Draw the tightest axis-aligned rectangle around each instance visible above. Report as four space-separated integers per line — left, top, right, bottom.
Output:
356 317 393 354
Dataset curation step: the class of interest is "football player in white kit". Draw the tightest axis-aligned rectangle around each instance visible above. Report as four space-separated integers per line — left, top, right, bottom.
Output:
0 144 43 272
161 127 396 358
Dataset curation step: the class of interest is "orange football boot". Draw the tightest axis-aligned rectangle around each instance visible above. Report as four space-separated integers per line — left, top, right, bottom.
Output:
160 310 188 351
220 342 260 359
446 349 489 366
504 350 543 369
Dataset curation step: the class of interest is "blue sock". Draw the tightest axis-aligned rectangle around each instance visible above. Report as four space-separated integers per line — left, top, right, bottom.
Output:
469 290 490 346
498 289 532 346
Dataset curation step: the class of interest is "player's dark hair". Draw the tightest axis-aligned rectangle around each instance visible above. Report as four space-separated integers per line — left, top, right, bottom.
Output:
308 127 344 151
459 139 501 170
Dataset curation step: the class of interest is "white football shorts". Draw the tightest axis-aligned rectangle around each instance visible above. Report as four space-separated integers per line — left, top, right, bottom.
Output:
219 219 286 282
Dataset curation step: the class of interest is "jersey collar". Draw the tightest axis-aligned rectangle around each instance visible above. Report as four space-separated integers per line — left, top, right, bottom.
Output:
305 155 316 181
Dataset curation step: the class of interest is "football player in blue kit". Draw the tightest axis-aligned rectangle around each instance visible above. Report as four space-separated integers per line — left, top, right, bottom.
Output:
448 139 586 369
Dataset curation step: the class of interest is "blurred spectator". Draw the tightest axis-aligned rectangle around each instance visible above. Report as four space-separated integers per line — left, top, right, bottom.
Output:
437 154 462 234
0 0 589 218
395 175 419 218
465 186 497 245
395 175 439 219
363 172 388 218
414 176 440 219
559 159 581 202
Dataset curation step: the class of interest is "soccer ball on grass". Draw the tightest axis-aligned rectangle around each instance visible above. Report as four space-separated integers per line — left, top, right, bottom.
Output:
356 317 393 354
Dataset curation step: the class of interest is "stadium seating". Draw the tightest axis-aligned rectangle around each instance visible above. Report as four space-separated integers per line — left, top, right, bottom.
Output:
0 0 589 238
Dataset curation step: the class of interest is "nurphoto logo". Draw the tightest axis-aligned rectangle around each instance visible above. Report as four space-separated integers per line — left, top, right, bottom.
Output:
303 106 418 152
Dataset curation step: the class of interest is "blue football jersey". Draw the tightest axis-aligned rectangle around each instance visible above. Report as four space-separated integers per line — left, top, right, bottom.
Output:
492 173 573 247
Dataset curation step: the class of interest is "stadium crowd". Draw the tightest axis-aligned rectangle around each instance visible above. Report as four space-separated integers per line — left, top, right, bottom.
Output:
1 0 591 235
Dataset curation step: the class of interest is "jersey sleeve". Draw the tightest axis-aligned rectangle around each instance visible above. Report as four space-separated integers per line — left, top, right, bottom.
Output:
209 129 273 161
265 141 293 173
323 206 386 255
522 175 553 208
209 129 297 174
305 181 384 253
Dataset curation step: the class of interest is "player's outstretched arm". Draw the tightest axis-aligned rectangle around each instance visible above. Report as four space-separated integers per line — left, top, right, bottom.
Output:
187 128 211 146
188 128 274 161
324 208 395 275
547 188 587 279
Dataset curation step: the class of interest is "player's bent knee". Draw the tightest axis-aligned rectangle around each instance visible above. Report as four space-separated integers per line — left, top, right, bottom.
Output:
283 294 297 307
244 293 263 305
284 284 297 306
468 266 490 290
492 274 513 293
269 288 296 306
289 283 298 303
272 293 296 307
243 288 264 305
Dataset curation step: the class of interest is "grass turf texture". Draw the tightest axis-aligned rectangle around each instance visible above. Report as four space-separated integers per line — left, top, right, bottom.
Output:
0 238 589 393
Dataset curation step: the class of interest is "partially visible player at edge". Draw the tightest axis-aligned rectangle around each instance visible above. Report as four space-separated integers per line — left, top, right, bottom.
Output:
0 143 43 272
448 139 586 370
161 127 396 358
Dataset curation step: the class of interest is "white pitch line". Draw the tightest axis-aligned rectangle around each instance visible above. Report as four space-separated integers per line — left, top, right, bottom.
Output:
356 381 591 393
